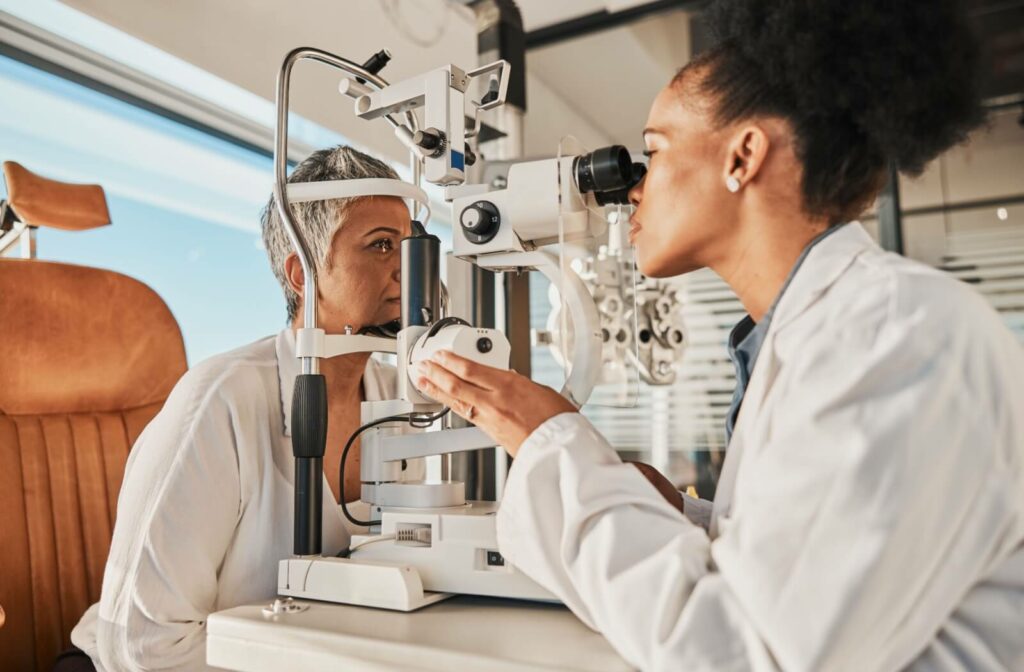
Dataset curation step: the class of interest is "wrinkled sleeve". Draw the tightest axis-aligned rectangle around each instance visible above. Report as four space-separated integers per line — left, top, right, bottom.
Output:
681 492 713 531
95 371 243 671
496 311 993 671
496 413 773 670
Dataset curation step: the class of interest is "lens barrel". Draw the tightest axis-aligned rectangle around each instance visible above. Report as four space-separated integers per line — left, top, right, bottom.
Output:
594 162 647 206
574 145 645 205
575 145 632 193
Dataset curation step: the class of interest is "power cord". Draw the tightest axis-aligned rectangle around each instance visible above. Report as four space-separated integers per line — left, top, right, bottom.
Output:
348 533 396 552
348 527 433 554
338 407 450 528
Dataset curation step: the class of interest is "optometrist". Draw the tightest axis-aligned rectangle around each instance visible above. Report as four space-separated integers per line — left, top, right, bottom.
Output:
416 1 1024 670
69 146 430 671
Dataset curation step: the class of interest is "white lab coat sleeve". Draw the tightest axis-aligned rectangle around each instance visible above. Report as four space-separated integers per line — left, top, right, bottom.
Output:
96 366 245 671
681 492 713 531
496 306 994 671
496 413 774 671
711 309 1007 672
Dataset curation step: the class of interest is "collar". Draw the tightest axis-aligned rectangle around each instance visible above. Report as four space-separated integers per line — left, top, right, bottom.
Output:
768 222 878 334
275 328 391 437
727 223 847 357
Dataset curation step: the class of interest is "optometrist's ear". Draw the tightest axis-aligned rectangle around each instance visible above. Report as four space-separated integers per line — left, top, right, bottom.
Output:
723 123 771 191
284 252 305 299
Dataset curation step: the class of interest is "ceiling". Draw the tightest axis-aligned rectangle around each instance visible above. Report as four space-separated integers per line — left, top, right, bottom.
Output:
512 0 1024 150
515 1 695 148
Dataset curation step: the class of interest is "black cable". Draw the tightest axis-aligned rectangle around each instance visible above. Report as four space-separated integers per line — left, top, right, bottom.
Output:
338 408 450 528
424 315 470 339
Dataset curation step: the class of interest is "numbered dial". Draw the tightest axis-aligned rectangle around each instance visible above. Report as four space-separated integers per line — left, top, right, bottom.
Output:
460 200 500 244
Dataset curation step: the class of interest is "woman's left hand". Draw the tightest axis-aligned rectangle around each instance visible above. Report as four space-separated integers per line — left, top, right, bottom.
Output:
416 350 577 457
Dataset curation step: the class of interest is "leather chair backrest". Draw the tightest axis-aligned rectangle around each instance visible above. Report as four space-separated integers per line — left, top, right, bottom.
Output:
0 258 186 671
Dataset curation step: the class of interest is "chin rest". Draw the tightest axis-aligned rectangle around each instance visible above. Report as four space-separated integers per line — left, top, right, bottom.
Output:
2 161 110 231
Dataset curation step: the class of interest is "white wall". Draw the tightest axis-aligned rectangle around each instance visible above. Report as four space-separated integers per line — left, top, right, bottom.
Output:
58 0 621 164
59 0 479 164
524 9 691 148
899 109 1024 209
523 71 614 156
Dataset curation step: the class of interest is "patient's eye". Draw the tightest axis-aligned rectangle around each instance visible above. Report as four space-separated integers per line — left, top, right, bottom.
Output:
370 238 395 254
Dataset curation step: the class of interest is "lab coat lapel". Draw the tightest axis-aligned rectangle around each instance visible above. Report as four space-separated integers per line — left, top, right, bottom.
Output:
710 223 877 535
769 222 876 334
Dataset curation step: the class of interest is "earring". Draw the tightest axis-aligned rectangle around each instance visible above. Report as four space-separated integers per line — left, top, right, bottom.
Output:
726 176 741 193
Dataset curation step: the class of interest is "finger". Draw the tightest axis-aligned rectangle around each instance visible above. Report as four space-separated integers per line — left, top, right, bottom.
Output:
431 350 507 391
416 376 463 415
415 374 481 422
418 360 488 408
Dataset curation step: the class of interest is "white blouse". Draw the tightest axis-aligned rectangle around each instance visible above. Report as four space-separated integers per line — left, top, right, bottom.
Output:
72 329 420 671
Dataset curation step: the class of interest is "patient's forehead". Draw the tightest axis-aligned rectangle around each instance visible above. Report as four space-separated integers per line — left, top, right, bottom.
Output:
341 197 410 234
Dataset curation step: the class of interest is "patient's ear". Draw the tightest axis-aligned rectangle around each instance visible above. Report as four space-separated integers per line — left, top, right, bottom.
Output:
284 252 305 300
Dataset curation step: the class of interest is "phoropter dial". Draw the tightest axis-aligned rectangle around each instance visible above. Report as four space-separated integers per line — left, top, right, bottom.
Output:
459 200 500 244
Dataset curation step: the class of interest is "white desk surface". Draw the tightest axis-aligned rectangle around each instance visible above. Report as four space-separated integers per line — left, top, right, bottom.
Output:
207 595 633 672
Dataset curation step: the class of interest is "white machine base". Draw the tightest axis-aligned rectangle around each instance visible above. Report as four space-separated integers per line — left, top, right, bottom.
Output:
278 501 555 611
279 557 452 611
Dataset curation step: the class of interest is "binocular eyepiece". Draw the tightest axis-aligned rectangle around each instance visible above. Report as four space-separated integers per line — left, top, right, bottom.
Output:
574 145 646 206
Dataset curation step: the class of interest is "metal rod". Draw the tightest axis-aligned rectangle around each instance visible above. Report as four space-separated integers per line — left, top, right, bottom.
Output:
411 154 422 218
0 220 27 257
272 47 419 374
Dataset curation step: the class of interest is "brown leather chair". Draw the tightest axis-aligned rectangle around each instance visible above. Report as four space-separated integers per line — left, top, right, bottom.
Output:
0 162 187 671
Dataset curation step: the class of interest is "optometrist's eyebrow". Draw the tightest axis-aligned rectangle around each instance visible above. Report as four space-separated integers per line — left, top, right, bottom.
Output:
642 127 665 138
363 226 403 238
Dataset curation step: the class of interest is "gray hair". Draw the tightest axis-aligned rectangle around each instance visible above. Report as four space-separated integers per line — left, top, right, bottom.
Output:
260 145 400 322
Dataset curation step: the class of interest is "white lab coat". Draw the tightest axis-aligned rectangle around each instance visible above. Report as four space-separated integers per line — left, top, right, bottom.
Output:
71 329 421 671
496 223 1024 671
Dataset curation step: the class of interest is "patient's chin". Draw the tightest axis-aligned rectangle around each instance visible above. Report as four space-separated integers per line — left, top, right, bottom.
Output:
376 310 401 326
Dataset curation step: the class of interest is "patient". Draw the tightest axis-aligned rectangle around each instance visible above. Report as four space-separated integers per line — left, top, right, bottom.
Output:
66 146 418 671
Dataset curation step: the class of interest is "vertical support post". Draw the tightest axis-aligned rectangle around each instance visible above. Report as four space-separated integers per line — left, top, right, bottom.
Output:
445 253 498 499
877 162 904 254
463 0 528 501
21 228 36 259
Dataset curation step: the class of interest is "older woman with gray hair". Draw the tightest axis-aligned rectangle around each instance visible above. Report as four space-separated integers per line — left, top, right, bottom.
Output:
67 146 420 672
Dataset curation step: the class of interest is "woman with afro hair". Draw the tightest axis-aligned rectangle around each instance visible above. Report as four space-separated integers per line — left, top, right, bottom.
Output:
417 1 1024 670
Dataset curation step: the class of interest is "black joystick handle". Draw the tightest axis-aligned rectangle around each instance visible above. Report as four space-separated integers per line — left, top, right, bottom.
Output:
292 373 327 556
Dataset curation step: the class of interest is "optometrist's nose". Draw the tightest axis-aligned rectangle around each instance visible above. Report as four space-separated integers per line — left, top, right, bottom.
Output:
628 174 645 207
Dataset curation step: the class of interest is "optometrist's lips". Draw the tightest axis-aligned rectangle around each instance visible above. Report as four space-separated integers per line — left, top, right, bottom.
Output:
628 216 642 244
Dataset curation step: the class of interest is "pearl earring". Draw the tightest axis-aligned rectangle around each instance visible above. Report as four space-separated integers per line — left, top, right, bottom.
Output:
726 176 741 193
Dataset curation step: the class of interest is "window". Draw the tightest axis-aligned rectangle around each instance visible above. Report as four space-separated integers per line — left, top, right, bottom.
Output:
899 109 1024 345
530 267 734 496
0 52 284 363
0 1 453 363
